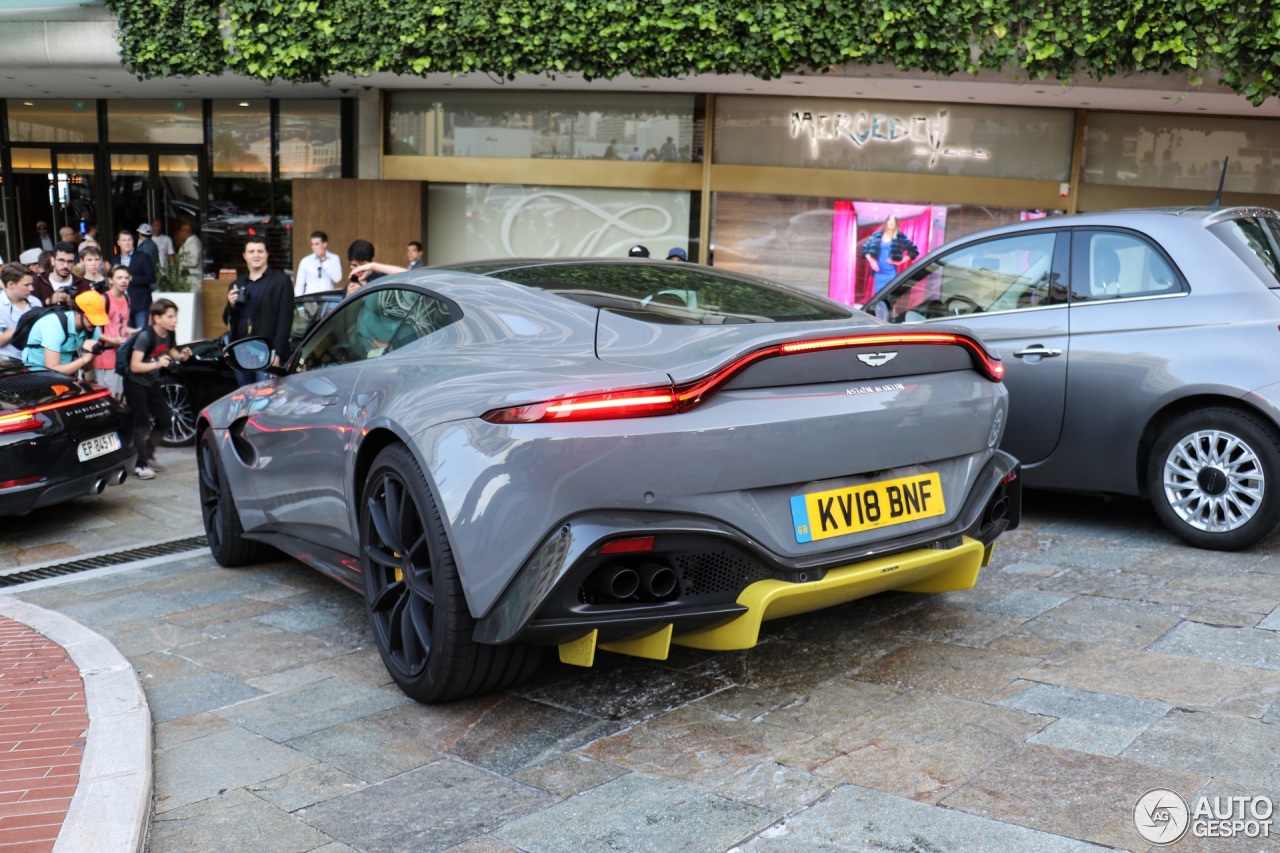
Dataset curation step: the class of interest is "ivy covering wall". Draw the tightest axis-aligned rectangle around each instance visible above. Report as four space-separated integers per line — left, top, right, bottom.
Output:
106 0 1280 106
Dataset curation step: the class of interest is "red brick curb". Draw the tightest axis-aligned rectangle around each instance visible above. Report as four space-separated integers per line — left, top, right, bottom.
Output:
0 616 87 853
0 597 151 853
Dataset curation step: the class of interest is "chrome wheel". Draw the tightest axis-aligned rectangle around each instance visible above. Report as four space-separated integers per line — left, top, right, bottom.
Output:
163 381 197 446
363 468 435 678
1162 428 1264 533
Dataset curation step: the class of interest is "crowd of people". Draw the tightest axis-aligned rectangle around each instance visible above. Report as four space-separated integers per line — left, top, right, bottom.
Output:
2 219 693 483
0 218 195 482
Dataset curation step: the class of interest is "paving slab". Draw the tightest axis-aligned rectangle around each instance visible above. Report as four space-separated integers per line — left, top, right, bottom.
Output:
1122 708 1280 784
736 783 1104 852
778 690 1051 803
213 676 409 743
148 788 336 853
496 771 773 853
941 743 1205 850
995 681 1170 756
300 760 555 853
1151 620 1280 670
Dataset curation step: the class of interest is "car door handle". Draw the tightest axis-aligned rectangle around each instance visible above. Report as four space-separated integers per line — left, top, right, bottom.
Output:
1013 345 1063 358
318 395 338 406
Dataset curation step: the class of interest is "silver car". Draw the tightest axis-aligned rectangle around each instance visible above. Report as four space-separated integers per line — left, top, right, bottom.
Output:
864 206 1280 551
198 260 1019 702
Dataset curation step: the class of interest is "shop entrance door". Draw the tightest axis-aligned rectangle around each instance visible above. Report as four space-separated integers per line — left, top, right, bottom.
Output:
6 147 98 257
107 149 203 272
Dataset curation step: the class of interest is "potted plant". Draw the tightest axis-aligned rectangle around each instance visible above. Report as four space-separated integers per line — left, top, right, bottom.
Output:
152 260 200 344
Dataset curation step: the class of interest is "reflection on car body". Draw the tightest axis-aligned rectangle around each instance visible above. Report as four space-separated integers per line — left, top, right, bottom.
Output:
0 364 136 516
197 260 1020 703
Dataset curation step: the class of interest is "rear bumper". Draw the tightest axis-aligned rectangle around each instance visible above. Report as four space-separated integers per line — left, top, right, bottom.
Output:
0 447 137 515
557 535 989 666
475 450 1020 648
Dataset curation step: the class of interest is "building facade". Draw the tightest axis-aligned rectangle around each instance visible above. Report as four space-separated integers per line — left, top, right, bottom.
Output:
3 1 1279 307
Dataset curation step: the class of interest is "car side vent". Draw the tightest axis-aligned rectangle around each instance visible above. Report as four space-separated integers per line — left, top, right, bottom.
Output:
676 551 770 596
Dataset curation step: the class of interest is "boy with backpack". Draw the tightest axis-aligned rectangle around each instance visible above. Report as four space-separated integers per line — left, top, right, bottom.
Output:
19 290 109 376
122 298 191 480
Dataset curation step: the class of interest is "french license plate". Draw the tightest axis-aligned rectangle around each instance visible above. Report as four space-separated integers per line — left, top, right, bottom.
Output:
790 472 945 543
77 432 121 462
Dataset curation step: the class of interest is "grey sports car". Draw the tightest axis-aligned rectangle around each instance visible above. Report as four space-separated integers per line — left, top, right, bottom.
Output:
864 206 1280 551
198 260 1019 703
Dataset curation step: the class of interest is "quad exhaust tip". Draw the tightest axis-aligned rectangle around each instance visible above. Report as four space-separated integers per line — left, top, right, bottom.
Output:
88 478 106 496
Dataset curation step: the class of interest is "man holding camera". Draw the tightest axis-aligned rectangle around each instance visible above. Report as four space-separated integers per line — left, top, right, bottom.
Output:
223 237 292 386
20 290 110 377
31 241 87 306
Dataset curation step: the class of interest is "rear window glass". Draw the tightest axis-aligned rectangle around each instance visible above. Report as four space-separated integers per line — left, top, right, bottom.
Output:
489 262 852 324
1209 217 1280 288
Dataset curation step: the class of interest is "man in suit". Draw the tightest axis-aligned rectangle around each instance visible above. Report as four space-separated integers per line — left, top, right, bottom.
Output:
406 241 425 270
112 228 156 327
223 237 293 386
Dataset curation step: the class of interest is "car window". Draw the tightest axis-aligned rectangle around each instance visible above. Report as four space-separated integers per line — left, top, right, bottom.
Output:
868 231 1063 323
493 263 850 324
386 293 452 353
294 289 448 371
1209 216 1280 288
289 299 326 348
1071 231 1182 301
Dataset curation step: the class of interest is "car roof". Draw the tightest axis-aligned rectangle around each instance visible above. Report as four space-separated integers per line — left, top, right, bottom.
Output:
940 205 1280 246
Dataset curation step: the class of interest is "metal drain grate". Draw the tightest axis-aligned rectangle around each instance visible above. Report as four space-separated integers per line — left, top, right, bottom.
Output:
0 535 208 588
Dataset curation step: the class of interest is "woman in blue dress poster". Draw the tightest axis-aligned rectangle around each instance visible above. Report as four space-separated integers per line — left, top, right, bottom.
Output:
860 215 920 296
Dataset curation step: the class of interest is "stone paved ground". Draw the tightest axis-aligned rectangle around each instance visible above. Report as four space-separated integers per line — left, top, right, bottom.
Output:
5 457 1280 852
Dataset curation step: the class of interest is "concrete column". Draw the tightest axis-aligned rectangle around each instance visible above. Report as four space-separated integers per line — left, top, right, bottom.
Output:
357 88 381 179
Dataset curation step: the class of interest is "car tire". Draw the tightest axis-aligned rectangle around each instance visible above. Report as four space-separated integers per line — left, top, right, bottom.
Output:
162 379 197 447
1148 407 1280 551
198 429 273 567
360 444 542 703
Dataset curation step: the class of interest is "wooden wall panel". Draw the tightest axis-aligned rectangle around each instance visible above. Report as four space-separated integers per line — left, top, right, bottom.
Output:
292 179 429 277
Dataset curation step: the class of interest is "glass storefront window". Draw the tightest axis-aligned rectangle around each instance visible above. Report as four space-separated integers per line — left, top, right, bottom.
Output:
9 148 54 254
6 100 98 143
710 193 1051 301
211 100 283 271
279 100 342 180
106 100 203 144
427 184 694 264
1083 112 1280 193
714 96 1074 181
276 100 342 243
389 92 698 162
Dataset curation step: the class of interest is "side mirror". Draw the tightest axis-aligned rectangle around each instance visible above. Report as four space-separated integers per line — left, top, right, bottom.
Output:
223 337 284 374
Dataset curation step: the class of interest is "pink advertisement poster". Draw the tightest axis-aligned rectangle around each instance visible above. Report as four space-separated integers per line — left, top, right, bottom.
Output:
827 202 947 307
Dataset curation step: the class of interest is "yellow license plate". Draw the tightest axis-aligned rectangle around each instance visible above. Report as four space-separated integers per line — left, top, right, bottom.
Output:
790 472 945 542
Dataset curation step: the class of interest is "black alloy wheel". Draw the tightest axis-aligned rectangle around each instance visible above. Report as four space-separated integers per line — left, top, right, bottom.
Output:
162 380 197 446
197 430 271 567
360 444 541 703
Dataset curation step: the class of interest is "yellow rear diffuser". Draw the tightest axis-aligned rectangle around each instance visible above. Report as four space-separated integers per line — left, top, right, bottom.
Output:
557 537 987 665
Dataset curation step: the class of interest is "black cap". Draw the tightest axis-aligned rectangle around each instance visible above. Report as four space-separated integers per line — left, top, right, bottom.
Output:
628 245 651 258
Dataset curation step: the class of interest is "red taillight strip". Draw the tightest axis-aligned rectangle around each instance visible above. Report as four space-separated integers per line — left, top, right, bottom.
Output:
482 388 678 424
0 388 112 435
481 331 1001 424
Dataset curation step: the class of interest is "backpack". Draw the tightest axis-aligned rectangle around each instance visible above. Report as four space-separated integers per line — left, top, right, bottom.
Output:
114 328 149 375
11 306 70 352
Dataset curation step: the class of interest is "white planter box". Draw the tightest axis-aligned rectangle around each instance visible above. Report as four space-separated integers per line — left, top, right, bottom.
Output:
153 291 199 344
